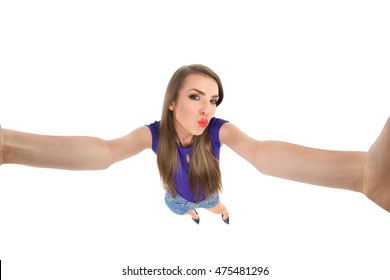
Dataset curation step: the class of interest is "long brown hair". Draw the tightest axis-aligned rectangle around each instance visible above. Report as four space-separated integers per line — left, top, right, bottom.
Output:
157 64 224 201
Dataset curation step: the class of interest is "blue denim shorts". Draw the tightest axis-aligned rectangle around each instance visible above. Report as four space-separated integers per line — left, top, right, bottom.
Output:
165 192 219 215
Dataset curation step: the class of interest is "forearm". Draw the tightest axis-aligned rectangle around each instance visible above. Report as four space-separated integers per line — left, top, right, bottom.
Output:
254 141 366 193
1 127 112 170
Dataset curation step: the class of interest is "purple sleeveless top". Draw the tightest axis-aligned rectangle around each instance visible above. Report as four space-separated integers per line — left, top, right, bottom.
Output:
146 117 228 202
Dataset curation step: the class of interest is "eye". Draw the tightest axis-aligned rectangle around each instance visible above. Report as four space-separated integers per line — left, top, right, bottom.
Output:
210 99 218 105
189 94 200 100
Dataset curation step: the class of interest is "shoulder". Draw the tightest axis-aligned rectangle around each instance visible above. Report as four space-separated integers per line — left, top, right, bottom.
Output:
209 117 229 145
145 121 160 138
219 121 256 147
219 122 259 163
209 117 229 136
146 121 160 133
145 121 160 153
219 121 237 145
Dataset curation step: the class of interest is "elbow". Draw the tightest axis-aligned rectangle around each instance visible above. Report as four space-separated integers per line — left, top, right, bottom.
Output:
75 161 112 171
91 139 115 170
76 141 115 171
65 160 112 171
100 159 114 170
93 161 112 171
251 141 273 176
90 154 115 171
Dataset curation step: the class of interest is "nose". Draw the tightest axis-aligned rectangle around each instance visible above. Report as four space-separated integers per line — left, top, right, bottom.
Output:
200 102 211 116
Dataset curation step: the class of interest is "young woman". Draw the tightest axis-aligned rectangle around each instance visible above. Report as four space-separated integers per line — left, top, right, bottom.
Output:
1 64 390 224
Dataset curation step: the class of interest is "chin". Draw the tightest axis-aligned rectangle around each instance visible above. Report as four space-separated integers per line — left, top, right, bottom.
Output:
193 128 206 136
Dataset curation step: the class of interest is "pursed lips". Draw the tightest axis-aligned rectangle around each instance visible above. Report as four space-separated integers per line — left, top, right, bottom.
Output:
198 119 209 128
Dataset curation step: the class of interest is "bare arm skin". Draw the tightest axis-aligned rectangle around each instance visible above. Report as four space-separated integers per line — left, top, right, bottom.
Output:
220 118 390 212
0 125 152 170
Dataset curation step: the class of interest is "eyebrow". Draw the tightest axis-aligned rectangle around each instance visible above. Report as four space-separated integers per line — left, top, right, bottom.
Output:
187 88 219 99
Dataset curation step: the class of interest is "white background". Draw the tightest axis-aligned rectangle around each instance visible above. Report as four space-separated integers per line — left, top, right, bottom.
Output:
1 0 390 279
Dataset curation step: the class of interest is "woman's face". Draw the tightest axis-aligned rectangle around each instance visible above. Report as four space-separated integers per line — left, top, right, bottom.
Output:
170 73 219 146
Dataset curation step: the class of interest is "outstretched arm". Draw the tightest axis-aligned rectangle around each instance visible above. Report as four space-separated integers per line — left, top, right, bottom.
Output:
0 125 152 170
220 119 390 212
